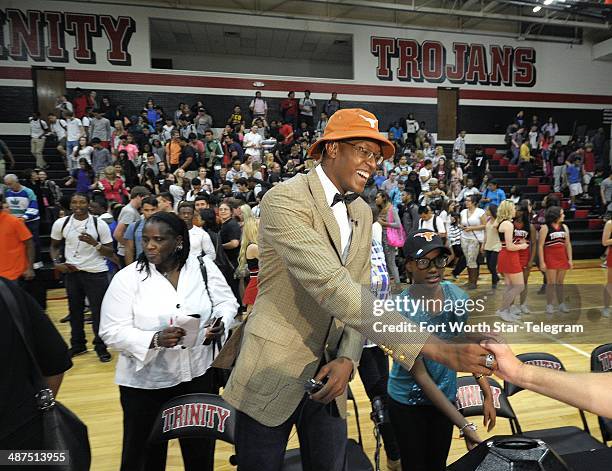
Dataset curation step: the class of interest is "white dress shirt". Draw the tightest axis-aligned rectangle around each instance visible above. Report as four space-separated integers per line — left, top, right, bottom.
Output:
316 164 352 256
100 256 239 389
189 225 216 260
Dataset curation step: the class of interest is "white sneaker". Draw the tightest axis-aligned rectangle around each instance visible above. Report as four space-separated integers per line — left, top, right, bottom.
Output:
559 303 570 313
602 308 610 318
497 309 520 322
509 305 522 316
520 304 531 314
546 304 555 315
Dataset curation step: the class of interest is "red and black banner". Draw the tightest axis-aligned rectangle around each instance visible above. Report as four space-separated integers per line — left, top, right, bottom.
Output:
371 36 536 87
0 9 135 65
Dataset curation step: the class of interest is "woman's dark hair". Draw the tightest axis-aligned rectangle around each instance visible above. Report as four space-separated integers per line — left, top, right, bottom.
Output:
118 150 128 159
78 158 95 179
465 194 480 206
544 206 563 225
143 168 156 183
199 208 219 232
487 203 498 218
375 191 390 206
544 195 561 209
136 212 190 278
510 185 522 197
516 200 531 227
418 205 432 215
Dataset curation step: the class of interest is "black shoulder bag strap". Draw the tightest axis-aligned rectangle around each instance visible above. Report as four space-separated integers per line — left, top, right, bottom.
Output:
0 280 49 398
0 279 91 470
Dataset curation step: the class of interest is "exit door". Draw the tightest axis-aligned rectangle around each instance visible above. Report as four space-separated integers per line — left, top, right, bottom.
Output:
32 67 66 117
437 87 459 141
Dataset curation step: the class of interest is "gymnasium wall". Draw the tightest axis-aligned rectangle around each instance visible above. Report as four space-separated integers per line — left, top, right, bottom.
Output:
1 0 611 141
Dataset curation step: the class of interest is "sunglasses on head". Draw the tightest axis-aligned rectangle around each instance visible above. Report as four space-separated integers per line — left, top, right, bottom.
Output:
412 255 449 270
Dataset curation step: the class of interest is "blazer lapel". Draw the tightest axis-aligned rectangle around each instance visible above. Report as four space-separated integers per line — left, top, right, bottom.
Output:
307 170 343 261
345 201 363 267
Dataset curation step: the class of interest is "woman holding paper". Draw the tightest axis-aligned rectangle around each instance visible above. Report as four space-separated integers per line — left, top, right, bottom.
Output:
100 211 239 471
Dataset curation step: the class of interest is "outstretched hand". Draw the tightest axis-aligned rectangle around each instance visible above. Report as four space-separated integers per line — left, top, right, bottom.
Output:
480 339 525 385
422 334 499 376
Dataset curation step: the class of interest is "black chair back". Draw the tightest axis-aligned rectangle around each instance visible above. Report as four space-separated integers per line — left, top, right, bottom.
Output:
505 352 590 433
590 343 612 443
148 393 237 445
504 352 564 397
456 376 521 433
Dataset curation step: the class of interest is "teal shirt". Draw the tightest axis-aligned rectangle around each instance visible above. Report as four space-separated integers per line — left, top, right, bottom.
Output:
388 281 469 405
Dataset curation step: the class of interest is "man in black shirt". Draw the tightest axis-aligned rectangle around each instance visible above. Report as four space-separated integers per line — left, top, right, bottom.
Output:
179 137 198 179
466 146 489 187
0 279 72 449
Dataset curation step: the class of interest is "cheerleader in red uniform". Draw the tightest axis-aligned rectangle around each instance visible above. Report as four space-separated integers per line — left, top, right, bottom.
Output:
601 220 612 318
238 218 259 315
513 200 537 315
538 206 572 315
496 200 528 322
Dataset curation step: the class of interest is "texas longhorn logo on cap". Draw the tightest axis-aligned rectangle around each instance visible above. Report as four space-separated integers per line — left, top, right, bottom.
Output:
414 231 436 242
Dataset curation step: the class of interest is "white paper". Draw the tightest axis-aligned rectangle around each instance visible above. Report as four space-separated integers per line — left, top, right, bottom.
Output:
173 315 201 348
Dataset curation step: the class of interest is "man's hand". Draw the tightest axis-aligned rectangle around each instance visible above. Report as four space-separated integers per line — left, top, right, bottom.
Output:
310 357 354 404
481 339 525 385
464 428 481 451
422 335 499 376
78 233 98 247
482 395 497 432
22 266 35 280
54 263 78 274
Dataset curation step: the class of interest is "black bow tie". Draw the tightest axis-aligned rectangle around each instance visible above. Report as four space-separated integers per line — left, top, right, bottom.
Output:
331 192 360 207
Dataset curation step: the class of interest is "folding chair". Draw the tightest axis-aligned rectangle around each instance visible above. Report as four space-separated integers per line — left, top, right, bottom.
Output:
503 352 605 455
149 391 373 470
590 343 612 444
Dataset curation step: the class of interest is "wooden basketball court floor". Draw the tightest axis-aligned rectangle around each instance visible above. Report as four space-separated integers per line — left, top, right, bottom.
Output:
45 259 611 470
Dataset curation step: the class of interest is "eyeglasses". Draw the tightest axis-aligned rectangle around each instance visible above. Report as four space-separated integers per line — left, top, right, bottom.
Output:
412 255 449 270
342 142 384 165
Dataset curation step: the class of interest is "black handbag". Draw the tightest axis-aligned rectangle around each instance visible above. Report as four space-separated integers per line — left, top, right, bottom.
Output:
0 280 91 471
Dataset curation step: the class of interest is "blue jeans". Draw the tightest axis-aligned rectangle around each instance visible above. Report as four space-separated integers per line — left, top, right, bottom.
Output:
235 396 347 471
66 140 78 170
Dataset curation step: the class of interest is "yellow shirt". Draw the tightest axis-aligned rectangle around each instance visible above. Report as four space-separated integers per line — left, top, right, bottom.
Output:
519 143 531 162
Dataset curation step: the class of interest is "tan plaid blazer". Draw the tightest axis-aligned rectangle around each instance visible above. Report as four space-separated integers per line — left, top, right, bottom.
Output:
223 168 430 427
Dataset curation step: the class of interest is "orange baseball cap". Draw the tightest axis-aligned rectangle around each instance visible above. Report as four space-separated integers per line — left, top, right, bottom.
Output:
308 108 395 160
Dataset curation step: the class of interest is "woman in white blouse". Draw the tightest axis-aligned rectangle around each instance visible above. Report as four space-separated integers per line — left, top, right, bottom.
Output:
100 211 238 471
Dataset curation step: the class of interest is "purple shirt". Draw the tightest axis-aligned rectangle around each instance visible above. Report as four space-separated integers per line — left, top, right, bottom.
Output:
72 169 92 193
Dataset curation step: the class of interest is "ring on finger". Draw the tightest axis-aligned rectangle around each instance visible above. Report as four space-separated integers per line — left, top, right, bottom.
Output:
485 353 495 369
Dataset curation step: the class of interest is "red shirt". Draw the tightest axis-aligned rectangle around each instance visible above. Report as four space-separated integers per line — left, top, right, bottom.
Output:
279 124 294 145
100 177 128 203
73 95 88 119
0 212 32 280
584 150 595 172
280 98 298 117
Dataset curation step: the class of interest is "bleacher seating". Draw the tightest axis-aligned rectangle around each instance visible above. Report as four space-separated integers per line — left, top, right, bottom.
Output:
1 136 605 264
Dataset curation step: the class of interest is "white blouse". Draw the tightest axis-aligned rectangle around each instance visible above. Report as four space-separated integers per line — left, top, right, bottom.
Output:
100 256 239 389
189 225 216 260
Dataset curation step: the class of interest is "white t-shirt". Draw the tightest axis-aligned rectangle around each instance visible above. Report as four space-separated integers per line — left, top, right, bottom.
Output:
188 226 216 260
72 145 94 164
460 208 485 242
418 216 447 235
66 118 83 141
419 167 432 192
372 222 383 244
169 185 185 211
243 132 263 157
49 120 67 140
51 215 112 273
116 204 140 256
30 119 48 138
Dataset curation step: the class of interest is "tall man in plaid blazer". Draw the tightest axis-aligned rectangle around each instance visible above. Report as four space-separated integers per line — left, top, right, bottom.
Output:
223 109 497 470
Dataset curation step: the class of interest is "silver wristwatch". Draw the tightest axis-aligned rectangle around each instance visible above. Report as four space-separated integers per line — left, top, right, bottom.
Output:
459 422 477 437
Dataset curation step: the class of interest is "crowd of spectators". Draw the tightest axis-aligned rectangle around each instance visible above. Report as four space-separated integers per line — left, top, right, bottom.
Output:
1 91 610 311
